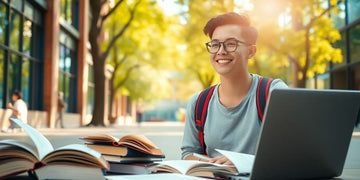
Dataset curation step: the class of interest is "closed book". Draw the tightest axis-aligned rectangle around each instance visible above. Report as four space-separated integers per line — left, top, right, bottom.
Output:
103 154 163 163
86 143 164 159
108 163 150 175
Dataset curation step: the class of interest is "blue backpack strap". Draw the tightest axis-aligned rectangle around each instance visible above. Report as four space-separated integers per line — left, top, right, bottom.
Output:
256 77 273 120
195 85 216 155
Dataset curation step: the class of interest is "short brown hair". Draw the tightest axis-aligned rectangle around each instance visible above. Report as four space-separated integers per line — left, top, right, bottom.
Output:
12 91 22 99
203 12 258 45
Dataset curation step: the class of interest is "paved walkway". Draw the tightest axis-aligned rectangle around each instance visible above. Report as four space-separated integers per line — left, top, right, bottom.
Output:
1 122 360 168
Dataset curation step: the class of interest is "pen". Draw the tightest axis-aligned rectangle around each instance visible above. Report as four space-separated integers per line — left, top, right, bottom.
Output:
193 153 211 161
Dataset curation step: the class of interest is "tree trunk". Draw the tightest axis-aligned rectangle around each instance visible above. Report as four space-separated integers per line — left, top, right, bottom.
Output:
87 0 107 126
89 59 107 126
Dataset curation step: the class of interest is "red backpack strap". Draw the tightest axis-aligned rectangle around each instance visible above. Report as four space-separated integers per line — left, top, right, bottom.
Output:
256 77 273 121
195 85 216 155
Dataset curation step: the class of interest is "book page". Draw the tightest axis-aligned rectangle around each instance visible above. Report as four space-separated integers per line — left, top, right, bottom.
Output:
148 160 205 174
80 134 118 143
10 118 53 160
119 135 164 156
216 149 254 173
0 139 39 159
120 135 158 148
41 144 108 169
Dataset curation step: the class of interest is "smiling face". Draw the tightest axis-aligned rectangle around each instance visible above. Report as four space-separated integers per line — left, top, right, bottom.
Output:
209 24 256 77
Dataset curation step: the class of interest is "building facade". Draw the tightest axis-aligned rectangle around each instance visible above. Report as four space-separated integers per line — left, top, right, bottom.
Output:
310 0 360 90
0 0 132 128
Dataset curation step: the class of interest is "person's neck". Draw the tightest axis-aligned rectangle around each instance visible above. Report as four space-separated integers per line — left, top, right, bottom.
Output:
218 73 253 108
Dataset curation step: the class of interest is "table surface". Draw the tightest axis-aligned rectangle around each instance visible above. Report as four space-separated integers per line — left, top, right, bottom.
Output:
6 168 360 180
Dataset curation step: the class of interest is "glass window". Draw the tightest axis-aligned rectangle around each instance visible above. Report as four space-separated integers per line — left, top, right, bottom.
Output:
0 0 45 110
332 70 347 89
350 65 360 90
22 19 32 55
0 2 6 45
331 2 345 29
61 0 72 25
0 49 4 108
22 58 30 104
9 9 21 51
65 48 71 73
333 32 346 67
24 1 33 20
33 7 41 25
8 53 21 96
348 0 360 24
58 72 64 93
349 24 360 63
10 0 22 12
59 43 77 113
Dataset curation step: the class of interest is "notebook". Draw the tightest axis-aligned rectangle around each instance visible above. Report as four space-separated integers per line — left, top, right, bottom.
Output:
217 88 360 180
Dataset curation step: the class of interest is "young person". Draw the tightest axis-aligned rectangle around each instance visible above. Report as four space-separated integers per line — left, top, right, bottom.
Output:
56 92 66 128
5 91 28 132
181 12 288 165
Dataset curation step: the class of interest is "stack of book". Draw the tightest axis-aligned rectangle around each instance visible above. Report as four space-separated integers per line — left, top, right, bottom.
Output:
0 118 108 179
80 134 165 175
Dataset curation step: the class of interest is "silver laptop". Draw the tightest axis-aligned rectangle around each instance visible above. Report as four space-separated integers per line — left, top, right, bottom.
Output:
217 88 360 180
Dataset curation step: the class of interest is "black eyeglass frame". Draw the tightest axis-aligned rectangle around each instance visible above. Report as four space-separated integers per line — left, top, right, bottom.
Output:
205 38 253 54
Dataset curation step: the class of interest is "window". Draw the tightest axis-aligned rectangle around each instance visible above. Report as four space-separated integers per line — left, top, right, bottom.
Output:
8 53 21 95
332 32 346 67
0 49 4 108
331 70 347 89
9 9 21 51
60 0 79 29
349 24 360 63
347 0 360 24
58 43 77 113
331 2 345 29
0 0 45 110
350 65 360 90
0 2 6 45
22 19 32 55
21 58 30 104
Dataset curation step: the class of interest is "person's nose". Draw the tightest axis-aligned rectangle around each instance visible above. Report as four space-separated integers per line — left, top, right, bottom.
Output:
217 42 227 55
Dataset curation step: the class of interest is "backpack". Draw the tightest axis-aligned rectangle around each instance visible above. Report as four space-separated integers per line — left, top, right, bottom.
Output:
194 77 273 155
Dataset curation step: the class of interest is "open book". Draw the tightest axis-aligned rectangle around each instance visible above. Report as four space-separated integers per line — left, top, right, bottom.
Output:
147 149 254 178
0 118 108 179
80 134 165 158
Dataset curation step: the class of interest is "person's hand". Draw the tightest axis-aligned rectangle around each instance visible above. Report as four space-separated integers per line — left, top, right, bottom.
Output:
209 155 234 165
6 103 13 109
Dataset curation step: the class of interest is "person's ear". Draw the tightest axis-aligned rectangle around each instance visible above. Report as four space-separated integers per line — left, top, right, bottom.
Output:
247 45 257 59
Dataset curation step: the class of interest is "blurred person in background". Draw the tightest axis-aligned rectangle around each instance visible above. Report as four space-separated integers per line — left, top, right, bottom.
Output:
3 91 28 133
56 92 66 128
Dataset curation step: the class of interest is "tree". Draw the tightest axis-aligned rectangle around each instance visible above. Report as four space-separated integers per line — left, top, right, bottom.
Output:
88 0 141 126
104 0 184 112
251 0 343 87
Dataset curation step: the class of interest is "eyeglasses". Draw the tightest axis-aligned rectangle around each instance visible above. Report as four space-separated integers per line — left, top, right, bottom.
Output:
205 38 252 54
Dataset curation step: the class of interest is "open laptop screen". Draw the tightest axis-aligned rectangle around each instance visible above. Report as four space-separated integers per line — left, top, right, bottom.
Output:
250 88 360 180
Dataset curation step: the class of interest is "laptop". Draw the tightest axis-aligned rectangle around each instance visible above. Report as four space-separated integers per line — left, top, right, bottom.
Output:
216 88 360 180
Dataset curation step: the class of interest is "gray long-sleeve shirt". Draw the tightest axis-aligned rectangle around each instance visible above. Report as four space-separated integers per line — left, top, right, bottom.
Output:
181 74 288 159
